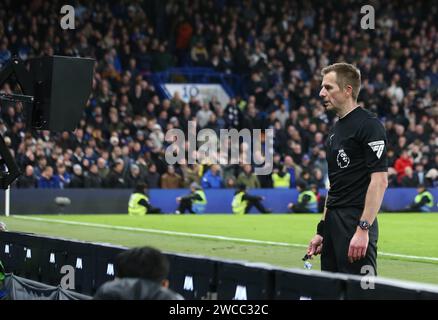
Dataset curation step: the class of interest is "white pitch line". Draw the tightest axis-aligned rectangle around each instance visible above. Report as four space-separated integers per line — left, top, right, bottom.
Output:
12 215 305 248
378 252 438 262
11 215 438 262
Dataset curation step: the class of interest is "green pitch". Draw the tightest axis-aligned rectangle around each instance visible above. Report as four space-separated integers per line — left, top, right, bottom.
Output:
1 213 438 285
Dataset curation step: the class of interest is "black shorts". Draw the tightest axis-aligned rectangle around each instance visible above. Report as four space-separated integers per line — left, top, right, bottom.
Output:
321 207 378 276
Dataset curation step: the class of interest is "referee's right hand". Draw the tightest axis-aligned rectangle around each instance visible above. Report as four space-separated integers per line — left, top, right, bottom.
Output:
307 234 323 257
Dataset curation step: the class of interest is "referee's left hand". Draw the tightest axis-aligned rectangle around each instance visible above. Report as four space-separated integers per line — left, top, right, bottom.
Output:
348 228 369 263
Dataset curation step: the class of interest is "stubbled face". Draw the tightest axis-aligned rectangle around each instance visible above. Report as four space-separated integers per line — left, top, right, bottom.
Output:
319 71 348 112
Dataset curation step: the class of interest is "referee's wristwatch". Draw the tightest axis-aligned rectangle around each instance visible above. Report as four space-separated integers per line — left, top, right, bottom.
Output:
358 220 371 231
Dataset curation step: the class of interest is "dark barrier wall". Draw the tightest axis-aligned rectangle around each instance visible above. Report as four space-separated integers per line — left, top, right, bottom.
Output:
274 268 348 300
0 188 437 214
2 232 438 300
216 262 275 299
166 253 217 300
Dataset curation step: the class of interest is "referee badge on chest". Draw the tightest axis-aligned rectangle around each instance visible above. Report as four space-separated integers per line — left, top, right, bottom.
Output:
337 149 350 168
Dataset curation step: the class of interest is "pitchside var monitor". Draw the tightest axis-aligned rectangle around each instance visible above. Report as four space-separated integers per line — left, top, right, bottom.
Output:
29 55 94 131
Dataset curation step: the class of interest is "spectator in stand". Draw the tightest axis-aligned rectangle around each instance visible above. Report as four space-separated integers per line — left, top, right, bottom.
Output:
160 165 183 189
415 163 427 186
400 167 420 188
191 40 209 67
180 162 200 188
37 166 59 189
388 167 400 188
54 163 71 189
105 159 127 188
125 164 144 188
275 103 290 128
236 164 261 189
97 157 110 181
386 148 397 168
34 157 48 178
284 155 300 188
16 165 37 188
145 163 160 189
313 167 326 189
394 150 414 184
69 164 85 188
201 164 223 189
425 169 438 188
225 176 237 189
196 103 214 129
84 164 103 188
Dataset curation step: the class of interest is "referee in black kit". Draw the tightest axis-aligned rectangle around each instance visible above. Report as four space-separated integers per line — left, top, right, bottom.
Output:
307 63 388 275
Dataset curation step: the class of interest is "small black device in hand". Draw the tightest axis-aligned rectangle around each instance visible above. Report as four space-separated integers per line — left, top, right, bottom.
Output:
302 254 311 261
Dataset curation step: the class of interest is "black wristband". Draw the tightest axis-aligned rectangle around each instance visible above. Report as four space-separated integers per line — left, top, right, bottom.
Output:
316 220 324 236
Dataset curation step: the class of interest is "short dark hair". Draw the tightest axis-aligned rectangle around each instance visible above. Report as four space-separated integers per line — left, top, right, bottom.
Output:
296 180 308 190
115 247 170 283
321 63 361 101
135 182 147 193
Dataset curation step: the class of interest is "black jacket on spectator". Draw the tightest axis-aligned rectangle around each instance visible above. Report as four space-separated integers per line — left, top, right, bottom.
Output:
125 174 144 189
145 172 160 189
69 174 85 188
400 174 420 188
105 171 127 188
243 113 266 130
84 172 103 188
388 173 399 188
16 175 37 188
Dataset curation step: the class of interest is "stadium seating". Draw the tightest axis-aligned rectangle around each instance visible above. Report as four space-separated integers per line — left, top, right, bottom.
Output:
0 0 435 193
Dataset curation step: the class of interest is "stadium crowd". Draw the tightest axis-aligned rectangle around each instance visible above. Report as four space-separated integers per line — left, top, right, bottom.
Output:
0 0 437 190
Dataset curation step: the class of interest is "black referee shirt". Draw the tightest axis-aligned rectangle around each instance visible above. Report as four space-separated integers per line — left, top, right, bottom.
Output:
325 107 388 209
